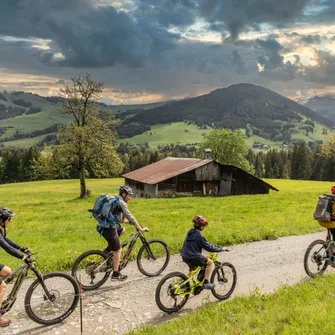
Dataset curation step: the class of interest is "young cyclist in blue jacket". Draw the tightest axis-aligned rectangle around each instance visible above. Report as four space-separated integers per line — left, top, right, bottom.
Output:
181 215 227 289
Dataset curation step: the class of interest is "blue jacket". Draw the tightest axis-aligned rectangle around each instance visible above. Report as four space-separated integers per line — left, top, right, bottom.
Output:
180 228 222 260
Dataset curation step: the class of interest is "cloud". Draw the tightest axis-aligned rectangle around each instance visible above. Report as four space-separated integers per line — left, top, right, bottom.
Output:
0 0 180 69
197 0 310 40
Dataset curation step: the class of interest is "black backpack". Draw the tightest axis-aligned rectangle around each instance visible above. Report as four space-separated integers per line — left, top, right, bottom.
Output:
313 194 335 222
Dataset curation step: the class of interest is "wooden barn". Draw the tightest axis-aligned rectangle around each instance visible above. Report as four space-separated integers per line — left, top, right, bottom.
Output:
122 150 278 198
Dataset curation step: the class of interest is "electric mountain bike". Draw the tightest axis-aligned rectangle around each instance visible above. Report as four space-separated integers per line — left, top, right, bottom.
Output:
304 228 335 278
71 228 170 290
2 252 79 325
155 251 237 313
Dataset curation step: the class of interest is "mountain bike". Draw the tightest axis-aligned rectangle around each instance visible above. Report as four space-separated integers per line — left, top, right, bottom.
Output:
2 252 79 325
71 228 170 290
155 251 237 313
304 228 335 278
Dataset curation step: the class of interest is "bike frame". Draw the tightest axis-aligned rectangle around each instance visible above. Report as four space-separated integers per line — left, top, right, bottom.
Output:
172 253 219 297
2 261 52 313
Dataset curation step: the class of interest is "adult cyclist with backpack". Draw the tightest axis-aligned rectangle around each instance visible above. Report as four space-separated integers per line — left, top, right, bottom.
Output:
98 186 148 281
0 207 33 327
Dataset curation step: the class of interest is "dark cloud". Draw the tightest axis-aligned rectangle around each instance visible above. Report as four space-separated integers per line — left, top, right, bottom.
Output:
197 0 310 40
0 0 180 69
134 0 197 28
300 34 322 44
256 39 284 70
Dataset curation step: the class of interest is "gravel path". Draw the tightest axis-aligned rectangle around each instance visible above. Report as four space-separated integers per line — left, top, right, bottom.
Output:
2 230 330 335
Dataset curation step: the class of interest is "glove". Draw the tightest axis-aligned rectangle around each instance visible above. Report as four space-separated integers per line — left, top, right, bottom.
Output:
221 248 230 252
23 255 34 264
20 247 31 254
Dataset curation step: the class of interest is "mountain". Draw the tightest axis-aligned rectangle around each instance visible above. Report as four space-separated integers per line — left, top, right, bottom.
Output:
118 83 332 140
0 84 332 148
297 95 335 123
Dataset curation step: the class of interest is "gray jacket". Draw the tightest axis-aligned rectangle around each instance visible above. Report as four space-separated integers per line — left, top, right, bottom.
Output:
116 195 138 226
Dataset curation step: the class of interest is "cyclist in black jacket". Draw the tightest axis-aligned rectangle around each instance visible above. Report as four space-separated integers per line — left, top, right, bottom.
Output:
0 207 32 328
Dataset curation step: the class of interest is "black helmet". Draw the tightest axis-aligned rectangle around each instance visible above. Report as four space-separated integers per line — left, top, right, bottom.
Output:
119 185 133 196
0 207 16 224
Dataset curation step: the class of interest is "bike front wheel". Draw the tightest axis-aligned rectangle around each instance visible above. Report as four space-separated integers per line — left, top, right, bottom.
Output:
25 272 79 325
71 250 112 290
211 262 237 300
304 239 329 278
155 271 190 313
137 239 170 276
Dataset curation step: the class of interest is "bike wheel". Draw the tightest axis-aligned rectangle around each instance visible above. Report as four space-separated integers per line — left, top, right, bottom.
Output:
71 250 112 290
25 272 79 325
137 239 170 277
155 271 190 313
304 239 329 278
211 262 237 300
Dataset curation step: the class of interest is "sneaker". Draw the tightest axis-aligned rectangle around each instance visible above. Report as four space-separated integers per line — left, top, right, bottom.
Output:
111 272 128 281
203 282 215 290
0 317 11 328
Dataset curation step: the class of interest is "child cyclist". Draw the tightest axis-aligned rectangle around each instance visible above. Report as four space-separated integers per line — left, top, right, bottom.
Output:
180 215 228 289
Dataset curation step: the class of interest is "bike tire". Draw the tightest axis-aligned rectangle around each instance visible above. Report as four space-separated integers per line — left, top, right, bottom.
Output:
155 271 190 313
137 239 170 277
211 262 237 300
71 249 111 290
304 239 329 278
25 272 79 325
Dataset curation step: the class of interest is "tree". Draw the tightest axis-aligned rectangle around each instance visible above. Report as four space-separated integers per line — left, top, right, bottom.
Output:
323 129 335 161
197 129 254 173
56 73 123 198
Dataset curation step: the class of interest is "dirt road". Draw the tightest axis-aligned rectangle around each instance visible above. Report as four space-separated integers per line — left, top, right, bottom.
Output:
2 231 329 335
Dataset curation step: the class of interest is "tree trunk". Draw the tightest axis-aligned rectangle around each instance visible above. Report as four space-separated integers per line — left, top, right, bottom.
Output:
79 165 86 198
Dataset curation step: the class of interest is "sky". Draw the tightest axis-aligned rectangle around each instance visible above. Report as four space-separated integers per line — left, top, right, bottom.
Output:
1 0 335 104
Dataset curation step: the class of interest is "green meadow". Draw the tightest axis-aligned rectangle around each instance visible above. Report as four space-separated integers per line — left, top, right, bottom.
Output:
0 178 331 273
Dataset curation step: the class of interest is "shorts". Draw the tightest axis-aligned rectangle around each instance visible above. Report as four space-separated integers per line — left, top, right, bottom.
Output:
182 254 207 270
98 223 124 252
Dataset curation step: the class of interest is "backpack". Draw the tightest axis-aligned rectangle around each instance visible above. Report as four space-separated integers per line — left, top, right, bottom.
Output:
89 194 121 234
313 194 335 222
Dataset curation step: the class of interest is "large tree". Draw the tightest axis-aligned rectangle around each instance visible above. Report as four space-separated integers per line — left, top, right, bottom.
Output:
56 73 123 198
198 129 254 173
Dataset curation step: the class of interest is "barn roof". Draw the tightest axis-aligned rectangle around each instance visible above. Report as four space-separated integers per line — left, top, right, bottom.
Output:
122 157 212 185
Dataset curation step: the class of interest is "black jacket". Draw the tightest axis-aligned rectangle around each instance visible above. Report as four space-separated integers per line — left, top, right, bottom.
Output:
180 228 222 259
0 228 24 260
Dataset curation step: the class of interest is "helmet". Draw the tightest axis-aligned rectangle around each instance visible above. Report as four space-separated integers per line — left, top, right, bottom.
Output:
119 185 133 196
193 215 208 229
331 185 335 194
0 207 16 224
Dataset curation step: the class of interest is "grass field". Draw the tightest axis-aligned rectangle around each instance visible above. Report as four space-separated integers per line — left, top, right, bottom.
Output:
118 122 212 147
0 178 332 273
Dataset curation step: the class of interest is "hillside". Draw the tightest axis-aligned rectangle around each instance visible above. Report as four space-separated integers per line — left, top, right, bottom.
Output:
0 84 332 148
119 83 332 142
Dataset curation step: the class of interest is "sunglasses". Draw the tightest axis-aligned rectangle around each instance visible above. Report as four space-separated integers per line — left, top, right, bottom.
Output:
6 217 12 222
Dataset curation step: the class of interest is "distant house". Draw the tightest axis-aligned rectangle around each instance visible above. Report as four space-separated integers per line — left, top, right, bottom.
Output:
122 150 278 198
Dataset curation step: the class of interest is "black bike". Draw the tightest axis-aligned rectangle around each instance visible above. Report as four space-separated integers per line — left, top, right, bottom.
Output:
72 229 170 290
3 252 79 325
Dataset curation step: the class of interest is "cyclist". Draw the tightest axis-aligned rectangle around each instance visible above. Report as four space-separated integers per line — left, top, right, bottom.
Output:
181 215 227 289
99 186 148 281
0 207 32 328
